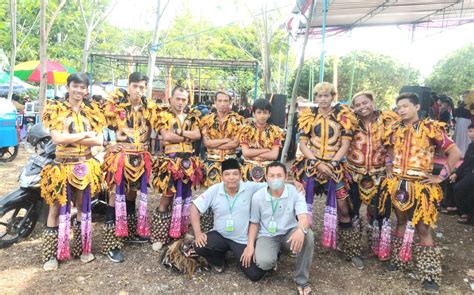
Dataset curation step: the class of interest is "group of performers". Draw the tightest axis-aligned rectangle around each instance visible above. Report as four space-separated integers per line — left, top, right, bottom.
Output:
39 72 460 293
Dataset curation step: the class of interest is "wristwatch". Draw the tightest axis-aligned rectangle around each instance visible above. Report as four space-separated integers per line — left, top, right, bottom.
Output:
299 226 308 235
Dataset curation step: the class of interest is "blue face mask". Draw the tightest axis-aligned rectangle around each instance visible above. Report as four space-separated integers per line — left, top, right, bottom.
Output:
267 179 285 190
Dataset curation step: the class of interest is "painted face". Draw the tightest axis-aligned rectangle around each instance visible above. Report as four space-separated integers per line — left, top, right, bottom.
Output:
169 90 188 113
215 93 231 114
352 95 375 118
67 82 88 102
128 80 147 104
222 169 241 191
396 98 420 122
253 109 271 125
315 91 333 109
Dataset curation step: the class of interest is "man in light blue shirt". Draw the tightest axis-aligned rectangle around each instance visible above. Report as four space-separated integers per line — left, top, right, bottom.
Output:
190 159 266 281
190 159 304 281
244 161 314 294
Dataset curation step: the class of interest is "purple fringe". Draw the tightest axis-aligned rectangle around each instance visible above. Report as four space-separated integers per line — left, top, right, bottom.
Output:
169 180 183 239
137 173 150 237
371 221 380 256
114 180 128 237
377 218 391 260
57 184 72 261
180 182 192 234
322 180 337 250
80 186 92 255
400 221 415 262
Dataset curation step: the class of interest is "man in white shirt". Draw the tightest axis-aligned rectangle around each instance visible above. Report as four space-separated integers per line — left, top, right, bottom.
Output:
244 161 314 294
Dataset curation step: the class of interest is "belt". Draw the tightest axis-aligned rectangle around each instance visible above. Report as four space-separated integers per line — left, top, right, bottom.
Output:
207 153 237 161
166 152 192 159
55 154 92 163
243 158 272 166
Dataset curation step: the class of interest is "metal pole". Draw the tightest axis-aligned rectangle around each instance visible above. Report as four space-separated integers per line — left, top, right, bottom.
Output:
348 52 356 103
311 63 315 101
253 62 259 100
308 64 311 101
89 54 93 94
283 34 291 95
319 0 328 82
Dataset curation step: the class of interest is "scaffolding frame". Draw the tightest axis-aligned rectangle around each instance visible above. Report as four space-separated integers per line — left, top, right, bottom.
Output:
89 53 259 101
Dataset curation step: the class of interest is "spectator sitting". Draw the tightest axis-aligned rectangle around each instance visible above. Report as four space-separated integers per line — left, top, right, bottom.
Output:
449 123 474 225
453 101 472 155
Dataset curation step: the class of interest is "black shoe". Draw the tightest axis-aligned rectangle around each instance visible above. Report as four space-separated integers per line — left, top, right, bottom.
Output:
386 262 397 271
107 248 124 263
126 235 150 244
422 280 439 293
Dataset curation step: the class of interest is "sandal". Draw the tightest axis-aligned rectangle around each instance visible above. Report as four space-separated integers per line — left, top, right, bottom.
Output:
211 264 225 274
440 207 457 215
297 284 313 295
457 215 470 224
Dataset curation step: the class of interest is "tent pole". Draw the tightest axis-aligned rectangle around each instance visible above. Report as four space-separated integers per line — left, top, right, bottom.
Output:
319 0 328 82
283 34 291 95
348 52 356 103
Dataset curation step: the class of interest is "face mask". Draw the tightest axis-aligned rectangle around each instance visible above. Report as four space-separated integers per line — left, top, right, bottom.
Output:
267 179 285 190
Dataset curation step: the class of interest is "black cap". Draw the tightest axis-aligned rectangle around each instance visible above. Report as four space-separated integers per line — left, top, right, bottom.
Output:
221 159 240 172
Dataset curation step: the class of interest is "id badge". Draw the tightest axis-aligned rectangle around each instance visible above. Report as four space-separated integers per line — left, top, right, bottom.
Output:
226 219 234 232
268 221 277 234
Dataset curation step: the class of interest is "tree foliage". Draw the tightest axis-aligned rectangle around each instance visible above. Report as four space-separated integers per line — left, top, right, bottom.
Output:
426 43 474 98
289 50 420 110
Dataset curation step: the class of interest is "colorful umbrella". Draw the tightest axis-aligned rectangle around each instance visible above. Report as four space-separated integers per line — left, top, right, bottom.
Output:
14 60 75 85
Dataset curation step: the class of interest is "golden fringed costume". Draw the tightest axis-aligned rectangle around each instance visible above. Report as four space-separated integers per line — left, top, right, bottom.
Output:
378 119 455 226
239 122 284 182
152 108 204 240
200 112 243 186
292 103 360 256
377 119 456 285
40 98 105 261
292 104 357 185
103 88 128 131
152 108 203 194
346 110 399 204
102 95 158 188
101 93 159 239
291 104 357 227
41 99 105 205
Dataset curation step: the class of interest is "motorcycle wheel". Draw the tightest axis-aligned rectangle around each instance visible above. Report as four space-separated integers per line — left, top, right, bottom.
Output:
0 145 19 163
0 203 37 248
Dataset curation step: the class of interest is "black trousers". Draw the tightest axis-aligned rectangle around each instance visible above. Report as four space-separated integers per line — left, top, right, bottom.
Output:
195 231 265 282
454 174 474 216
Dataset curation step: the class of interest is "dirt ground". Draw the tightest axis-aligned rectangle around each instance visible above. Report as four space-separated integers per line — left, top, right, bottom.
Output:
0 146 473 294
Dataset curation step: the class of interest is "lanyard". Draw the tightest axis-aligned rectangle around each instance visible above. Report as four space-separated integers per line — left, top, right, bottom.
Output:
269 193 281 219
224 190 240 216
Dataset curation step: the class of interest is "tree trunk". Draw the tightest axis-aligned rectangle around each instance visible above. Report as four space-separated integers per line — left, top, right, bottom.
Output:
81 24 93 72
146 0 161 98
38 0 47 114
280 0 315 163
7 0 17 101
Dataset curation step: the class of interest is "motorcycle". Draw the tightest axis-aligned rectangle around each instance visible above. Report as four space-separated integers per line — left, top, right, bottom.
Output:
0 124 108 248
0 123 53 248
